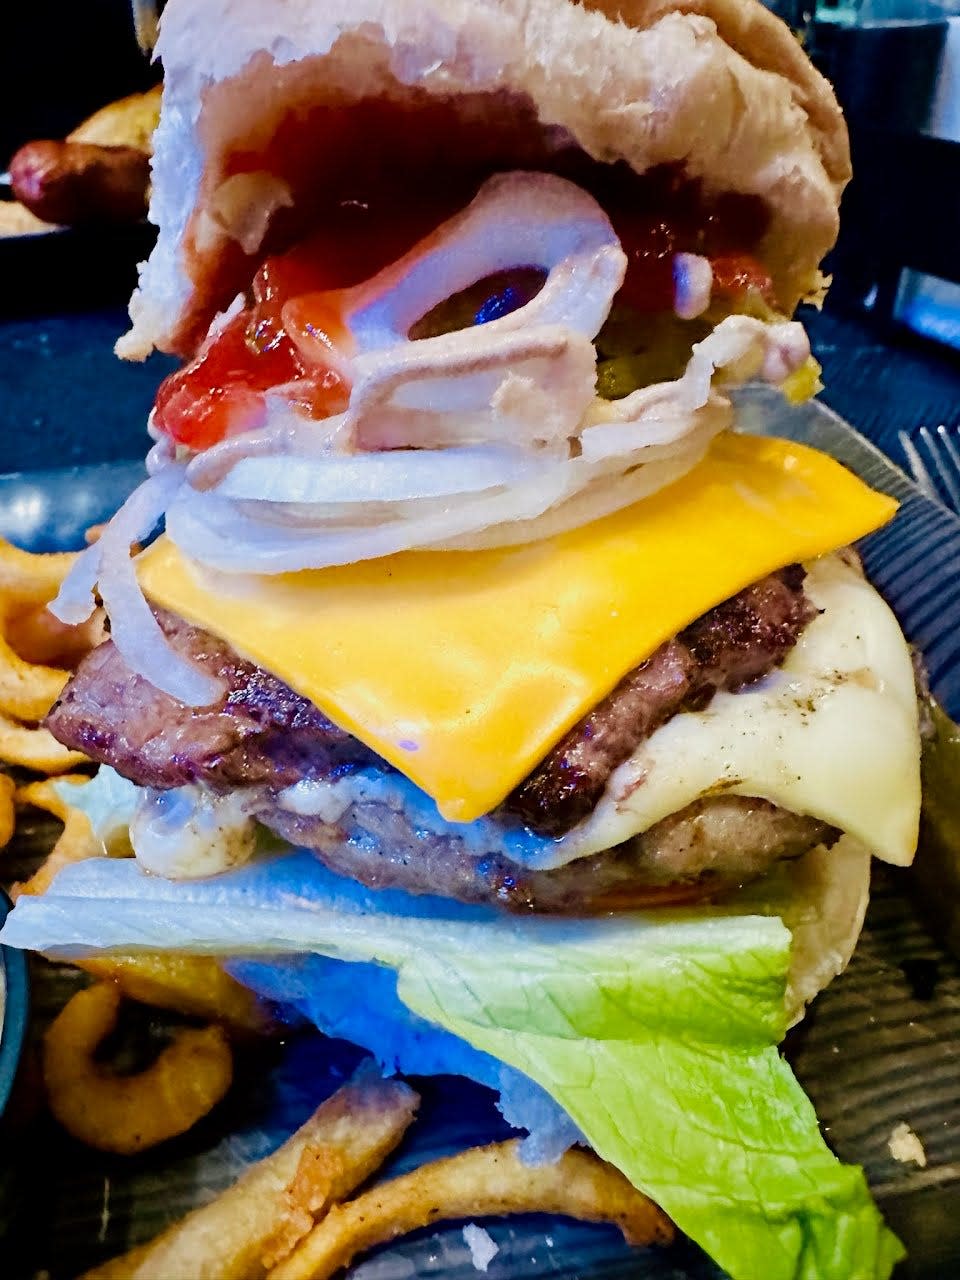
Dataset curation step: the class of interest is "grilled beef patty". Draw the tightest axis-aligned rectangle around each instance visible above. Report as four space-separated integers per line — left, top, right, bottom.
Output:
508 565 816 833
45 565 835 910
48 567 815 839
258 788 836 912
49 610 378 792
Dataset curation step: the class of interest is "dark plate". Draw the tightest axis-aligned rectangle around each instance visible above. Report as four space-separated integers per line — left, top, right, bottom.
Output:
2 390 960 1279
0 218 156 317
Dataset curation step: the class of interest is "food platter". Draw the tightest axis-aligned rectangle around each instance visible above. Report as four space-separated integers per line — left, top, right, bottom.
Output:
2 386 960 1279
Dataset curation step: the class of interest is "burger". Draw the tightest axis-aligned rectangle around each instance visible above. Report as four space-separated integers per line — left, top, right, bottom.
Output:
2 2 922 1277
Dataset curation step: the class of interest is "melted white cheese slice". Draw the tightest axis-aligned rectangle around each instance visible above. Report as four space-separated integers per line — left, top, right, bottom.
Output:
558 553 920 867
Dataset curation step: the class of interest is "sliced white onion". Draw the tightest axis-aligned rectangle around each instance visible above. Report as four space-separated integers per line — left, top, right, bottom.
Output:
166 387 731 573
270 174 624 455
679 315 810 411
578 382 727 462
344 324 597 451
50 543 104 626
215 445 542 505
432 407 730 552
342 172 626 352
184 408 346 492
158 172 804 580
102 468 224 706
50 465 184 628
165 459 575 572
53 466 223 706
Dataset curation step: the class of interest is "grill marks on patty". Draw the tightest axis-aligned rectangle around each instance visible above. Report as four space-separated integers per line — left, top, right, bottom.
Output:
48 610 377 792
506 565 817 834
47 567 815 837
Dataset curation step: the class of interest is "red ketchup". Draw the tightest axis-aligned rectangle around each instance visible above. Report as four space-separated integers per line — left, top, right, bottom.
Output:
153 246 353 451
610 212 682 313
153 200 453 450
709 253 775 302
154 190 773 450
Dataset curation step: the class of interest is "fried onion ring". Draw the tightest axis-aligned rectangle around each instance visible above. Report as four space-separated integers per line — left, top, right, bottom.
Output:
42 982 233 1154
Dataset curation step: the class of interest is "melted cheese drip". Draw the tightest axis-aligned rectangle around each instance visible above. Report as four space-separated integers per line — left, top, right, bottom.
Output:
138 432 898 822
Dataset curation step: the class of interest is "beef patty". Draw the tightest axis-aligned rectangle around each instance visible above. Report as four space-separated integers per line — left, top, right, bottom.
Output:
509 564 816 833
46 566 832 910
258 787 837 912
48 567 815 829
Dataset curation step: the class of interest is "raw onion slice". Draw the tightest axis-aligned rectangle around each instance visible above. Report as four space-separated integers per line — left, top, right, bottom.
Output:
100 469 223 706
50 544 103 627
167 388 730 573
52 467 223 707
166 460 575 573
280 174 624 454
161 172 807 581
433 409 729 552
679 315 810 410
214 446 542 506
344 324 598 451
184 407 346 492
342 172 626 353
49 468 183 627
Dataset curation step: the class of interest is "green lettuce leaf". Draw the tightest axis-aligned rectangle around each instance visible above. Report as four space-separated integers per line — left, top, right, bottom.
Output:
0 849 903 1279
400 935 902 1280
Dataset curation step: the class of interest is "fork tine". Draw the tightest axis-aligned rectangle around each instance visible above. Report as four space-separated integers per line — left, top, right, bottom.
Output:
922 425 960 513
899 429 940 504
935 425 960 511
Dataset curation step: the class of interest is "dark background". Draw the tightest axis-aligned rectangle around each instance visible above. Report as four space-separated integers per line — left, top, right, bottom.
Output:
0 0 160 168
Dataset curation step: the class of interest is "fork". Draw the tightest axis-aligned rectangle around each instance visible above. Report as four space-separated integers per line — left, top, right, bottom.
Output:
898 425 960 514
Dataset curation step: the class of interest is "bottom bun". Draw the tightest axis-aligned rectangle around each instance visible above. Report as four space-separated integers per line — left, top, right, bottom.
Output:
719 833 871 1025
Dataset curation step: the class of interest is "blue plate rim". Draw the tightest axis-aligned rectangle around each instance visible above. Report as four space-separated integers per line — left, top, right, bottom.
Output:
0 888 29 1117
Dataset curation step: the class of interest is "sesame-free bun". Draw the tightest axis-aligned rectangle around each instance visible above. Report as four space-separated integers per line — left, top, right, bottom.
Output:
721 835 872 1027
120 0 849 359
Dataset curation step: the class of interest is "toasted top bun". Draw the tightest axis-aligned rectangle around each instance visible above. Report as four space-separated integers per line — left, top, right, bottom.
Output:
121 0 849 359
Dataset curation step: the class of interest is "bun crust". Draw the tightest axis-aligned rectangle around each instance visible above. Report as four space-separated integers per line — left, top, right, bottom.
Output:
585 0 848 186
723 834 871 1026
122 0 849 358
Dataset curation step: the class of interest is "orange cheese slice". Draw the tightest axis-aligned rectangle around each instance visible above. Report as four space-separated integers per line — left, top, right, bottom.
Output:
138 432 897 822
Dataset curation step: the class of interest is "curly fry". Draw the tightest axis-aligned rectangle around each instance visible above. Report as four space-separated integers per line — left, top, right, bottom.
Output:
0 537 100 768
42 982 233 1154
0 539 78 606
80 1076 418 1280
76 954 276 1039
269 1140 674 1280
0 772 15 849
0 607 69 721
0 710 87 773
12 776 103 898
4 598 105 669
